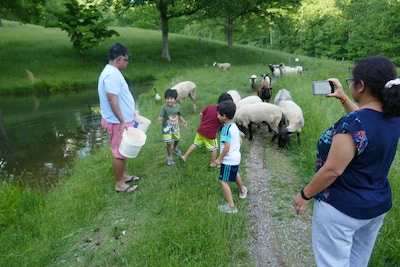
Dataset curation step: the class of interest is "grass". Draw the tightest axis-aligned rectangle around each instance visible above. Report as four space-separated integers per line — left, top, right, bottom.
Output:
0 19 399 266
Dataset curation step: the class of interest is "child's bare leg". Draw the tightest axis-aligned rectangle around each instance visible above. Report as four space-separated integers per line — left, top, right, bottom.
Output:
236 172 245 194
209 150 218 167
182 144 197 162
219 180 235 207
173 140 179 150
166 141 172 158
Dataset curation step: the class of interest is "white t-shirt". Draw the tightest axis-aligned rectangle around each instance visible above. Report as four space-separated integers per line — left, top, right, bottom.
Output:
98 64 135 123
220 122 241 165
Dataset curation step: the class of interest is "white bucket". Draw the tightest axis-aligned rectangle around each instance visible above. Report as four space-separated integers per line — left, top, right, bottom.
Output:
133 114 152 133
119 127 147 158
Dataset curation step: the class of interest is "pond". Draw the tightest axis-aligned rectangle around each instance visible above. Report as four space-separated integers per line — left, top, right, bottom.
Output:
0 83 151 190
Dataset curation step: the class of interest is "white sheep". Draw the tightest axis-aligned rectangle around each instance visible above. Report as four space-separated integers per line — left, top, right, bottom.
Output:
227 89 241 104
236 95 262 110
249 74 258 91
279 63 298 75
234 102 283 141
295 66 303 73
171 81 197 111
260 74 272 84
213 62 231 70
273 100 304 147
273 89 292 105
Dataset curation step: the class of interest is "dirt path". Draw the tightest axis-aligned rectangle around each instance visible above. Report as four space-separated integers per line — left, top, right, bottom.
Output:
245 134 315 267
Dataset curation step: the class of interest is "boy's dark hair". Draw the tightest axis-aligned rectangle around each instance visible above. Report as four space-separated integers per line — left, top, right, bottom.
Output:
217 100 236 119
165 88 178 99
217 93 233 104
109 43 131 61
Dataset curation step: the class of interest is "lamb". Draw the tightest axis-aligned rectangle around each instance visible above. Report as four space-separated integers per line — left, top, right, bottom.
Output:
249 74 258 91
272 100 304 148
227 89 241 104
234 102 283 141
213 62 231 70
260 74 272 84
295 66 303 73
268 64 281 77
171 81 197 111
236 95 262 110
273 89 292 105
257 80 273 103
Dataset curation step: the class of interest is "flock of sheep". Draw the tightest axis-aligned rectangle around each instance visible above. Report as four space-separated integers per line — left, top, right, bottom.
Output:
155 61 305 148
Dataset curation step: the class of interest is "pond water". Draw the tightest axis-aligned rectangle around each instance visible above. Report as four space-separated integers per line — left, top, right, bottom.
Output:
0 83 150 190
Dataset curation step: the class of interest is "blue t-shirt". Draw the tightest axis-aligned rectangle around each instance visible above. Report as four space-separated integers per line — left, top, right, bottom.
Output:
315 109 400 219
98 64 135 123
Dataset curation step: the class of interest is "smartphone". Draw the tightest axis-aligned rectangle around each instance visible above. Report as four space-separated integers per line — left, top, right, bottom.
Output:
312 81 334 95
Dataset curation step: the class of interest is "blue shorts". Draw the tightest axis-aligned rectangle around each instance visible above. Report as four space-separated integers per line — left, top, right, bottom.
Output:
219 164 239 182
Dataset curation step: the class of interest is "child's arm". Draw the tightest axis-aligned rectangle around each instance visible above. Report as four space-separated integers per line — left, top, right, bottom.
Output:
215 142 230 165
157 115 163 123
179 115 188 129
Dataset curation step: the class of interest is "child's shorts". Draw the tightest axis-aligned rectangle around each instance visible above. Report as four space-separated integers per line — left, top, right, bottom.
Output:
193 132 218 151
219 164 239 182
163 133 181 142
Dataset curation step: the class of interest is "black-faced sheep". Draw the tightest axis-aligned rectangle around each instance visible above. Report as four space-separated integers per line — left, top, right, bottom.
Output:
272 100 304 148
171 81 197 111
213 62 231 70
234 102 283 141
249 74 258 91
274 89 292 105
261 74 272 84
227 89 241 104
257 80 273 103
268 64 281 77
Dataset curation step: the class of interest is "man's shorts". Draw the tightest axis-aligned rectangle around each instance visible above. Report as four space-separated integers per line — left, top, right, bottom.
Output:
101 118 133 159
163 132 181 142
219 164 239 182
193 132 218 151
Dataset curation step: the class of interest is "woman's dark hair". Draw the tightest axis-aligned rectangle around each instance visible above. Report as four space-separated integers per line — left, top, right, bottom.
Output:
352 55 400 117
109 43 131 61
164 89 178 99
217 100 236 119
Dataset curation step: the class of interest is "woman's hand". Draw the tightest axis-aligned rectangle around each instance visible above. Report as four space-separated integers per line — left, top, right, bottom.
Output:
326 78 347 100
293 193 310 215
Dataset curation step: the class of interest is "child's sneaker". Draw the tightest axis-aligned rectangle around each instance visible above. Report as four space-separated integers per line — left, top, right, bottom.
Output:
239 186 248 199
172 148 181 156
218 203 238 214
166 157 175 165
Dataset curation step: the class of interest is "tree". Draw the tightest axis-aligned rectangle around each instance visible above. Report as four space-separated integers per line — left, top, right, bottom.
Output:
0 0 46 26
56 0 119 61
196 0 301 49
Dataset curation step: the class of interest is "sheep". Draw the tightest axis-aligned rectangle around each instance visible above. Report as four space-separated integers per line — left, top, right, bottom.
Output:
236 95 262 110
295 66 303 73
249 74 258 91
279 63 298 75
213 62 231 70
260 74 272 84
171 81 197 111
268 64 281 77
272 100 304 148
273 89 292 105
257 80 273 103
227 89 241 104
234 102 283 141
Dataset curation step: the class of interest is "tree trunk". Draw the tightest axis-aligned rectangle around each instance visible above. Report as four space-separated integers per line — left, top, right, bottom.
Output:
0 16 3 27
226 16 234 49
160 2 171 61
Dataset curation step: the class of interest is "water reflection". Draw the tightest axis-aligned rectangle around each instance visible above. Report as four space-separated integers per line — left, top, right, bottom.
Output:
0 83 148 190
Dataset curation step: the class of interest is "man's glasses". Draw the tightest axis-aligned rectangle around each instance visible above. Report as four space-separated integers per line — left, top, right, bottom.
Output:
346 78 354 86
120 56 129 63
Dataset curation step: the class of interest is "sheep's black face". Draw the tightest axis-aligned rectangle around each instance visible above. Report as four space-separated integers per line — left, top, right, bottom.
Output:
277 130 290 148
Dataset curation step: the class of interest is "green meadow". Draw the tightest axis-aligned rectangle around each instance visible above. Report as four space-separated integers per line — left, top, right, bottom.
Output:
0 20 399 266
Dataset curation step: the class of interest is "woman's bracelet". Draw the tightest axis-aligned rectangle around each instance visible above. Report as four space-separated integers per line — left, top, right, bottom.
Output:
300 188 312 201
340 95 349 104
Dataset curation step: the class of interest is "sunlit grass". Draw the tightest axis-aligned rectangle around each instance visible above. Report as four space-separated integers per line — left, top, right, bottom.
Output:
0 19 398 266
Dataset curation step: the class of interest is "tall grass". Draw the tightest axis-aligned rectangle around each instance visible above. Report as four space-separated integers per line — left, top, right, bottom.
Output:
0 19 399 266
